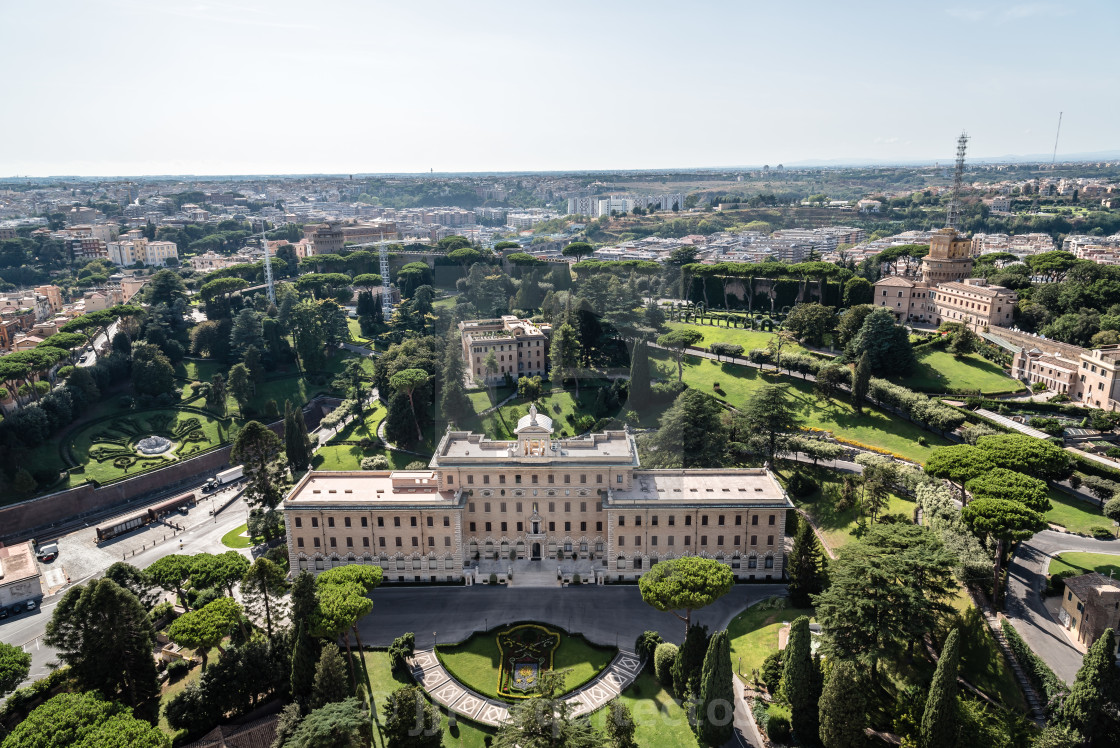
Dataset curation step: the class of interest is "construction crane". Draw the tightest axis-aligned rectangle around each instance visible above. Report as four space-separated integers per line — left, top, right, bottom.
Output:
945 131 969 231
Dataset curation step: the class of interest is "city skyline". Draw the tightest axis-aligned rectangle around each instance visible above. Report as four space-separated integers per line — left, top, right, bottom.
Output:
1 0 1117 176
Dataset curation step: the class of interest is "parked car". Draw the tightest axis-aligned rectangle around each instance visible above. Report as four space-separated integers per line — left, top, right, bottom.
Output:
25 600 37 611
0 607 8 620
36 543 58 562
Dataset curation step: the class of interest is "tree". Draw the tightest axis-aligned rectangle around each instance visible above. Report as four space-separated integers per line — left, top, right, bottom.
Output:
1 692 169 748
315 564 383 668
961 497 1046 600
43 579 159 710
596 700 635 748
1081 475 1119 508
103 561 158 609
167 597 243 670
781 616 818 746
628 339 652 408
741 383 796 465
965 468 1052 512
1032 725 1085 748
284 400 312 473
843 276 873 307
851 352 871 414
561 242 592 263
671 623 709 701
697 629 734 747
947 326 979 357
145 268 188 308
550 322 582 394
389 368 430 443
145 554 193 611
0 641 31 698
788 520 828 607
333 358 366 406
493 669 601 748
438 335 471 426
919 628 960 748
290 299 325 370
231 420 284 516
229 307 264 358
835 305 874 348
286 698 372 748
189 550 250 597
517 374 543 401
815 362 847 402
1105 497 1120 533
241 557 288 638
639 556 733 635
130 341 175 398
813 524 958 678
975 433 1073 482
657 328 704 382
709 342 744 362
845 307 915 375
784 303 838 346
924 444 996 501
382 685 444 748
818 660 866 748
646 389 729 469
311 643 351 709
227 362 254 416
206 372 227 415
1055 628 1116 741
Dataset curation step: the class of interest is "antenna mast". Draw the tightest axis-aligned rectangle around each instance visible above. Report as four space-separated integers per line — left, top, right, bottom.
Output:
945 131 969 231
1051 111 1063 169
378 234 393 319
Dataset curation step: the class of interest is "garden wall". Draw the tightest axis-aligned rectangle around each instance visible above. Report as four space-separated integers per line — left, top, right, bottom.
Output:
0 399 337 542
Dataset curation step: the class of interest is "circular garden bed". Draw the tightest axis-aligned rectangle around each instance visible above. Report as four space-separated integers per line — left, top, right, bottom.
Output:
435 622 615 702
68 408 231 484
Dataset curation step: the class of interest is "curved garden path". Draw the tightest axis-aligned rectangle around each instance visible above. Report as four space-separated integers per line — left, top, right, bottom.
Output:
407 647 642 727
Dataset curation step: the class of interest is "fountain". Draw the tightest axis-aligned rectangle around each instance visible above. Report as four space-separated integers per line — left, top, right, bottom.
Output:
135 435 173 455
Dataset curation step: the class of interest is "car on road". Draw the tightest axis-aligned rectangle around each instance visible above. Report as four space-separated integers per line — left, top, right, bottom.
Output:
78 355 88 363
86 345 93 351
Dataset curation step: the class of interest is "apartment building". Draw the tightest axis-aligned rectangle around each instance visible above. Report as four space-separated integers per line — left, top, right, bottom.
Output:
1060 573 1120 651
460 316 550 385
106 237 179 267
283 409 794 583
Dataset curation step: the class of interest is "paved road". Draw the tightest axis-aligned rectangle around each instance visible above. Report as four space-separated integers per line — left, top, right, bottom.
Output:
1004 529 1120 683
356 584 786 649
0 498 249 693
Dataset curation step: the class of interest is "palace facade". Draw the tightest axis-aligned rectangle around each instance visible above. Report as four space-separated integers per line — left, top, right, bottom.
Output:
283 405 794 584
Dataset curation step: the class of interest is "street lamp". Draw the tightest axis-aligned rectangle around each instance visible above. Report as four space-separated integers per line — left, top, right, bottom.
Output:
434 631 438 649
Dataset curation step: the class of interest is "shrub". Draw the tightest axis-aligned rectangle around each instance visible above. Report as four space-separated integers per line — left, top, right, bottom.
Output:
766 704 792 743
1090 526 1115 540
488 572 497 584
654 643 678 690
917 436 927 446
1047 570 1078 596
166 658 191 681
785 471 818 499
150 600 177 625
634 630 664 671
361 455 390 470
389 633 415 674
1070 474 1083 489
760 650 783 694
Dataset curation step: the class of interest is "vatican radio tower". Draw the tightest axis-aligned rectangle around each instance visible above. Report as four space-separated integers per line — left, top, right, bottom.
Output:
945 131 969 231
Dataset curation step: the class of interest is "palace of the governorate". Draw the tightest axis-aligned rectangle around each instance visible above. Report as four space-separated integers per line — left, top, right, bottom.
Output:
283 404 794 583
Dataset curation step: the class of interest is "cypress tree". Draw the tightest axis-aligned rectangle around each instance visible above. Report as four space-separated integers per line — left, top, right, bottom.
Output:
696 629 734 747
919 628 960 748
311 643 351 709
788 520 828 608
284 400 311 473
291 621 319 708
782 616 819 745
628 339 651 409
851 352 871 414
818 660 866 748
672 624 710 701
1056 628 1116 740
439 333 471 426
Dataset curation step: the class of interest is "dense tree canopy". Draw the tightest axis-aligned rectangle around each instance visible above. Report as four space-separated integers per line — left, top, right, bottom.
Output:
638 556 734 633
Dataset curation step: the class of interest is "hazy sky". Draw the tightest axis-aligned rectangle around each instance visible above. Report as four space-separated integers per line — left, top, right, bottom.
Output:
2 0 1116 176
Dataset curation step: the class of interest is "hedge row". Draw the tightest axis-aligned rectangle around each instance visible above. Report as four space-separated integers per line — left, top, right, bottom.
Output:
866 378 967 432
1000 620 1066 711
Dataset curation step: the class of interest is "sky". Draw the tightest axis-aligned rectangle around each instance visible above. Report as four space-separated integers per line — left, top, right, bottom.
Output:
2 0 1117 176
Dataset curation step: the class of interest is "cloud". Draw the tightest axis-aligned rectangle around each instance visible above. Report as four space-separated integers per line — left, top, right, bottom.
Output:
1001 2 1071 20
874 136 901 145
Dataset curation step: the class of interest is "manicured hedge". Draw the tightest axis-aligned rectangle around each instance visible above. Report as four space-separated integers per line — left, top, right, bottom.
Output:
1001 620 1066 712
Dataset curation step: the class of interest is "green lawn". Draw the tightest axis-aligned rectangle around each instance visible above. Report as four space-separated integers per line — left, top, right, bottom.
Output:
312 445 419 471
330 403 387 442
465 389 601 440
220 523 266 549
158 661 204 738
727 599 815 680
466 386 516 414
70 409 232 484
588 671 698 748
897 348 1021 395
666 321 812 355
436 626 614 703
347 317 373 345
1048 551 1120 578
175 358 223 382
653 350 949 463
1045 488 1109 536
784 469 916 550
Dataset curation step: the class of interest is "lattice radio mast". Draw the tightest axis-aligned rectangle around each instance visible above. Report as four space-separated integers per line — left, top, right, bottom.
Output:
945 131 969 231
378 233 393 318
1051 111 1063 169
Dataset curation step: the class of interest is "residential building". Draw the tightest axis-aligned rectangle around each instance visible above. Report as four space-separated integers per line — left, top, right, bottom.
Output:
282 410 794 583
1059 573 1120 651
460 316 550 385
33 285 62 314
106 237 179 267
991 328 1120 410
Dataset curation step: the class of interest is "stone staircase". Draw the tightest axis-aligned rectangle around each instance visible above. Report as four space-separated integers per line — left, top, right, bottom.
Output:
508 561 560 587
